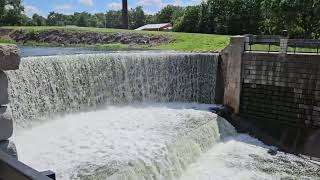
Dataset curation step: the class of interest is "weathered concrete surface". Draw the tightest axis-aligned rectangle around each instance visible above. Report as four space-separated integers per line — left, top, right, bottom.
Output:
0 44 20 71
0 71 8 105
0 106 13 141
222 36 245 113
0 140 17 159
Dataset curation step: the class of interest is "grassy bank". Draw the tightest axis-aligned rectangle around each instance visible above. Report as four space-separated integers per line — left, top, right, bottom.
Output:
0 26 230 52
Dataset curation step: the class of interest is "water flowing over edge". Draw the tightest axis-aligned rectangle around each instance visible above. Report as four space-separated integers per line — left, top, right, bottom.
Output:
84 116 236 180
6 52 219 129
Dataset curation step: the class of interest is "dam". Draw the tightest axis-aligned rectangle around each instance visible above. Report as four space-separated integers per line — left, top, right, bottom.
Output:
1 46 320 179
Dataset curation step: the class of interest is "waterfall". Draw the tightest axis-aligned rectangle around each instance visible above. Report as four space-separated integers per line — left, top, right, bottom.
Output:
6 53 218 128
13 104 236 180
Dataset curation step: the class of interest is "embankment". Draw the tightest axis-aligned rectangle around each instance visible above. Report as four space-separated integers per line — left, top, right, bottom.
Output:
0 28 172 48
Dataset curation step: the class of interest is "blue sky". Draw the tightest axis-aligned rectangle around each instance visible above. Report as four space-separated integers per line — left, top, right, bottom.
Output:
23 0 202 17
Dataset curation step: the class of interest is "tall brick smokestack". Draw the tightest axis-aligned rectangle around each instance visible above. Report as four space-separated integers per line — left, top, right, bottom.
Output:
122 0 128 29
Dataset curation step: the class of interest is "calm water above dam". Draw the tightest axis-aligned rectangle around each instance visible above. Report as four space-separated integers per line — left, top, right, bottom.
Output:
7 52 320 179
19 46 171 57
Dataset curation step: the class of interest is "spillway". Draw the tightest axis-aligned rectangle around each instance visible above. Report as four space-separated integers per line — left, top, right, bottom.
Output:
6 52 320 179
7 53 218 129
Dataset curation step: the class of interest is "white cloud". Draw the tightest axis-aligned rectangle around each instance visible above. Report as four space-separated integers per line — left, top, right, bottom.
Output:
24 5 42 17
137 0 162 7
107 2 122 10
55 4 74 14
79 0 94 6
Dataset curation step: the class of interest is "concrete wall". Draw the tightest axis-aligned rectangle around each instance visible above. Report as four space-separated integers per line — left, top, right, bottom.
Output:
239 52 320 157
220 36 245 113
241 53 320 128
220 36 320 157
0 44 20 158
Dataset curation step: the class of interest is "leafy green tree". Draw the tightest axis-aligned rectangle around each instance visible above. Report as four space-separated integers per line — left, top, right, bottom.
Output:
156 5 183 23
32 13 46 26
261 0 320 38
174 6 200 33
105 10 122 28
75 12 91 27
95 13 106 28
46 12 67 26
1 0 24 25
145 14 157 24
129 6 145 29
0 0 5 25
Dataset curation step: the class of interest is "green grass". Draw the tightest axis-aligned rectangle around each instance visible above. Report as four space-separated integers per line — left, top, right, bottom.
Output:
1 26 230 52
250 44 319 53
0 37 16 44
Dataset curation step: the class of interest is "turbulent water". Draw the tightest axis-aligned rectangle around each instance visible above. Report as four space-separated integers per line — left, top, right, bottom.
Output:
7 52 320 180
13 103 236 180
6 53 218 128
13 104 320 180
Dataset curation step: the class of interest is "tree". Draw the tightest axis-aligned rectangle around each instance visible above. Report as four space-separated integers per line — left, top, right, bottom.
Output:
129 6 145 29
156 5 183 23
32 13 46 26
174 6 200 33
46 12 67 26
95 13 107 28
75 12 91 27
261 0 320 38
145 14 157 24
105 10 122 28
1 0 24 25
0 0 5 25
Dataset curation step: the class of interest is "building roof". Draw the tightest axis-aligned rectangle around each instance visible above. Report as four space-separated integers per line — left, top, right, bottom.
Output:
135 23 172 30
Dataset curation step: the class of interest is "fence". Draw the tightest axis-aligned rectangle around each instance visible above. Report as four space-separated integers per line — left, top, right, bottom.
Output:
245 35 320 54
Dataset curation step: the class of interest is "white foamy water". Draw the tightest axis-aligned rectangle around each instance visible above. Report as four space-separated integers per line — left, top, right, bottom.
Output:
7 53 218 129
179 134 320 180
13 103 236 180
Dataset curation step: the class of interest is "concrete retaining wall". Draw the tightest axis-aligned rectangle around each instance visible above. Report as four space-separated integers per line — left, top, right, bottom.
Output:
239 52 320 156
0 44 20 159
241 53 320 128
221 36 320 157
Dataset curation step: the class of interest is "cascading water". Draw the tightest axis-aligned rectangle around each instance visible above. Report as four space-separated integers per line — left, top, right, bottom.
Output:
7 52 320 180
7 53 218 129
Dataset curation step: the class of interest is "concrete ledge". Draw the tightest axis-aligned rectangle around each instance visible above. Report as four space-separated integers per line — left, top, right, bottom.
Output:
0 44 20 71
223 36 245 113
0 106 13 141
0 71 9 105
0 140 17 159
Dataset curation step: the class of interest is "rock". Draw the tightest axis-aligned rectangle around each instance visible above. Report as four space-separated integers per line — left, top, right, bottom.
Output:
0 140 17 159
0 71 8 105
0 44 20 71
9 30 172 47
268 148 278 156
0 105 13 141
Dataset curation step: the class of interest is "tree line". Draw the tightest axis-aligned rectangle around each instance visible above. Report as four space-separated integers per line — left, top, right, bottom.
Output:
1 0 320 38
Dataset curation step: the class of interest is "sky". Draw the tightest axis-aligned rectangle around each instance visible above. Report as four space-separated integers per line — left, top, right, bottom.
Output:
23 0 202 17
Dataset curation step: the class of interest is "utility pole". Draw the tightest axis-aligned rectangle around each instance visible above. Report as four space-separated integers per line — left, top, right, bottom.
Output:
122 0 128 29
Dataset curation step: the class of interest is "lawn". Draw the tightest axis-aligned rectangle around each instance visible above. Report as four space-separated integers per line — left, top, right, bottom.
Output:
0 26 230 52
250 44 320 54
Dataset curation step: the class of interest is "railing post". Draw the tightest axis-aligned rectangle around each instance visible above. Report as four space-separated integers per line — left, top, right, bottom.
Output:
244 34 252 51
280 30 289 54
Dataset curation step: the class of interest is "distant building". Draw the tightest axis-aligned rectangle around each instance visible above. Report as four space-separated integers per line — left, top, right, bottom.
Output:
135 23 173 31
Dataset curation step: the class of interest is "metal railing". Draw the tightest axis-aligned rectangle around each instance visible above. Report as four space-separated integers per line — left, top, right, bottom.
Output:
244 34 320 54
0 150 55 180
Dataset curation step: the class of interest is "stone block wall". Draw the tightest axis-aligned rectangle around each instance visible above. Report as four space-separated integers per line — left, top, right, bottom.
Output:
0 44 20 158
241 53 320 128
